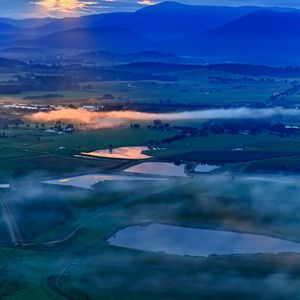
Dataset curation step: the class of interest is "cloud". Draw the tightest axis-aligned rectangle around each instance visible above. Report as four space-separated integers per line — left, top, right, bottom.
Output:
31 0 159 16
3 0 300 18
35 0 100 16
137 0 157 5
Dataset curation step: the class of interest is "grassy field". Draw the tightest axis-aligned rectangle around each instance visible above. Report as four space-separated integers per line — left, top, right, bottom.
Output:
0 127 174 179
77 69 297 104
26 127 173 155
147 133 300 169
1 178 300 299
1 124 300 179
0 68 297 105
80 77 292 104
0 70 300 299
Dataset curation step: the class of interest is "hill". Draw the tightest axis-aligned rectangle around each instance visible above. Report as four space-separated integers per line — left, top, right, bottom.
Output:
154 10 300 62
116 2 261 39
28 2 262 39
0 22 21 34
74 50 183 65
34 12 129 35
0 17 56 29
11 26 150 52
117 62 300 77
0 57 27 69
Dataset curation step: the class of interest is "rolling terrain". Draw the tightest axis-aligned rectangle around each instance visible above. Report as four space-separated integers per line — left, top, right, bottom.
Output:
0 2 300 300
0 2 299 64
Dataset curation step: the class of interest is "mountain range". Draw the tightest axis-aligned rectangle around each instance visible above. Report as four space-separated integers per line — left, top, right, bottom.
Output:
0 2 300 64
155 9 300 60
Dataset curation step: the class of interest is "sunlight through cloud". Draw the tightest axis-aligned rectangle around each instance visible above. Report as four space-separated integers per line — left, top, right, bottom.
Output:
137 0 157 5
36 0 98 16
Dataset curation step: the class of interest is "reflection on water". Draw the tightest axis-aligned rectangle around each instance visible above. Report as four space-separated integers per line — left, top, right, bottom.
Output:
82 146 152 159
108 224 300 257
194 164 220 173
0 184 10 189
44 174 165 189
125 162 188 177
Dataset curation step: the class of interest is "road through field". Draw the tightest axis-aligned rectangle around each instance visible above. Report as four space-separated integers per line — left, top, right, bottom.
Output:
0 190 23 246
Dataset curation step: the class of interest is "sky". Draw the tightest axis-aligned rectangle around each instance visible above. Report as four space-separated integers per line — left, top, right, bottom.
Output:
2 0 300 18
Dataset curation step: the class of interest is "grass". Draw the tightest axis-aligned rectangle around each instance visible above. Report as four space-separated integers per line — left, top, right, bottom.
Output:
2 124 300 178
1 61 300 299
2 179 300 299
0 127 173 179
88 78 292 104
27 127 173 155
0 68 296 105
147 133 300 157
244 155 300 173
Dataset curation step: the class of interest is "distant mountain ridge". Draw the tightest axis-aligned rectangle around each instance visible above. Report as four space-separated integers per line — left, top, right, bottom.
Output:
11 26 150 52
0 22 21 34
117 62 300 77
1 2 300 63
112 2 262 39
0 57 27 69
152 9 300 63
0 2 264 38
73 50 183 65
207 10 300 37
0 17 56 29
34 12 129 35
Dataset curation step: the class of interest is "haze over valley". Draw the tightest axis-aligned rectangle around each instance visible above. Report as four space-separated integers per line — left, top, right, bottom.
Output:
1 1 300 299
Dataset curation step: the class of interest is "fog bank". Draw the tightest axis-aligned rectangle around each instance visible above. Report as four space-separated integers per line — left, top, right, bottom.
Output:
26 107 300 129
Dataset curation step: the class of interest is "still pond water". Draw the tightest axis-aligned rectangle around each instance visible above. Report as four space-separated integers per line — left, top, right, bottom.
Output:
108 223 300 257
44 174 165 189
81 146 152 159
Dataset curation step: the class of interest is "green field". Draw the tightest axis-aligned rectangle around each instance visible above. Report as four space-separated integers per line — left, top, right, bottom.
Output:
0 127 174 179
1 123 300 179
1 65 300 299
1 68 298 105
1 177 300 299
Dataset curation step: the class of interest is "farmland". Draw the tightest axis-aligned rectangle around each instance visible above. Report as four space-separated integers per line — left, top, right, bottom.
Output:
0 31 300 300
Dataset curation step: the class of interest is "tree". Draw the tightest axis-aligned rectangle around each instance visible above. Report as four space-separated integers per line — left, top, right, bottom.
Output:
211 123 224 134
131 123 140 129
65 124 75 133
153 119 162 126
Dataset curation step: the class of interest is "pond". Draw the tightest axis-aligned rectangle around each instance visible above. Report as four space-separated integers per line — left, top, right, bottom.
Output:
43 174 165 189
81 146 152 159
0 184 10 189
108 223 300 257
194 164 220 173
125 162 188 177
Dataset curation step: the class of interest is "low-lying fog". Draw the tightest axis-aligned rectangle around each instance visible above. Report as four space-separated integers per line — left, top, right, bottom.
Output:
3 171 300 300
26 107 300 129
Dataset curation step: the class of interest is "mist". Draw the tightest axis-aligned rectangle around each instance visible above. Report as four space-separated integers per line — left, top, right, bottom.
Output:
26 107 300 130
2 172 300 299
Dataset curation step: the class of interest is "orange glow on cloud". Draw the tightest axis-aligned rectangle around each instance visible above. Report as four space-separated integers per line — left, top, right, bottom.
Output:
26 108 174 129
137 0 157 5
36 0 157 16
36 0 97 15
26 107 297 130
